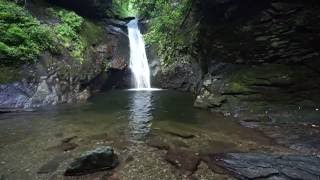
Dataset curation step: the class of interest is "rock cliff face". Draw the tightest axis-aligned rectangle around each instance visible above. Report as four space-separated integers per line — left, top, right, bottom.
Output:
199 0 320 65
0 1 131 110
156 0 320 122
0 31 129 109
47 0 112 18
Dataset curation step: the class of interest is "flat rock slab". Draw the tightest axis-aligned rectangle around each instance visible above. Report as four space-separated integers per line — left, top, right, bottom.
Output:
64 146 118 176
206 153 320 180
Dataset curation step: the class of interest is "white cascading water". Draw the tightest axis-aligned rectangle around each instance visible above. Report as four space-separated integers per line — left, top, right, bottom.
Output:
127 19 151 89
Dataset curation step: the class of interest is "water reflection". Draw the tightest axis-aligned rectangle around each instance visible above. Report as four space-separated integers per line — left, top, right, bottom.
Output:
128 91 153 141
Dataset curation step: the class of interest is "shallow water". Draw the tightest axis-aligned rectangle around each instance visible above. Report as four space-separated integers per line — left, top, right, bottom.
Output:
0 90 286 180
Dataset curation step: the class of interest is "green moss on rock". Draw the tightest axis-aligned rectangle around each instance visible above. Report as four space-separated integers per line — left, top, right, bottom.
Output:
80 20 106 46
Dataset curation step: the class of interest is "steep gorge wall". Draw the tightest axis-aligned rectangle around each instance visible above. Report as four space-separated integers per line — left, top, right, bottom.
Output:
156 0 320 122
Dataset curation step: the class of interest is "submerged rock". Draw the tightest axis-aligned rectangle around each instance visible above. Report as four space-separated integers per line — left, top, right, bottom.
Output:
64 146 118 176
0 175 6 180
38 154 69 174
47 136 78 152
165 148 200 173
206 153 320 180
146 136 170 150
163 128 195 139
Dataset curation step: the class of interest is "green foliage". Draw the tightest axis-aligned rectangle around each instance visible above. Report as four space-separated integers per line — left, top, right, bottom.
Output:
58 10 83 29
80 21 105 46
0 0 53 65
133 0 193 66
53 10 85 62
111 0 137 18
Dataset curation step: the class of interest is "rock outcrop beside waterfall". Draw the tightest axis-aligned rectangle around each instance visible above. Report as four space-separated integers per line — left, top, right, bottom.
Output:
152 0 320 122
0 1 131 110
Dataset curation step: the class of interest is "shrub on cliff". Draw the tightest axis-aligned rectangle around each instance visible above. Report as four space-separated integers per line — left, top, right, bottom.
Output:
53 9 85 62
0 0 53 65
0 0 89 66
132 0 195 66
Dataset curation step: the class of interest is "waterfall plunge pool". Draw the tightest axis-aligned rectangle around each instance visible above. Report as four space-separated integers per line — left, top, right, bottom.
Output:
0 90 283 179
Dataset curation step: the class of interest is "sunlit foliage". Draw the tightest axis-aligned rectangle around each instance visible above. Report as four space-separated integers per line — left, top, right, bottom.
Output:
0 0 88 66
53 9 85 62
132 0 194 66
0 0 53 65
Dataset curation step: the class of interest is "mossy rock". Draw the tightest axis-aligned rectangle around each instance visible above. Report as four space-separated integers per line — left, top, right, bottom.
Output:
80 20 106 46
0 66 21 83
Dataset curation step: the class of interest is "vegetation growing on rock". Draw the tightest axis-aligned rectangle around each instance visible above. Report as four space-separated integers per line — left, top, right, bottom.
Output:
0 0 53 65
53 9 85 62
111 0 196 66
139 0 196 66
0 0 98 67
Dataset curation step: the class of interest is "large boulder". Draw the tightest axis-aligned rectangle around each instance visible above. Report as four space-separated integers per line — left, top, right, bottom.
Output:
157 59 202 92
64 146 119 176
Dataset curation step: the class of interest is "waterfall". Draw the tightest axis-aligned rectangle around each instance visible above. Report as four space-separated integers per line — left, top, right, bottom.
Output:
127 19 151 89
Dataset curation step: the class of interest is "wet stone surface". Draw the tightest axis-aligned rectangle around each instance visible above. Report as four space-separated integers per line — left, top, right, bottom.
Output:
208 153 320 180
165 147 200 173
64 146 119 176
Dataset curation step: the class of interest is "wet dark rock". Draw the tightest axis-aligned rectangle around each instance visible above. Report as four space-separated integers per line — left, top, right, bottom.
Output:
146 137 170 150
105 19 127 28
194 89 226 109
158 61 202 93
260 123 320 156
106 25 127 37
59 142 78 152
47 0 112 18
125 155 134 163
47 137 78 152
0 175 6 180
164 129 195 139
193 64 320 123
206 153 320 180
64 146 118 176
0 82 34 109
199 140 237 155
62 136 78 143
0 108 34 113
165 148 200 173
171 139 190 148
38 154 69 174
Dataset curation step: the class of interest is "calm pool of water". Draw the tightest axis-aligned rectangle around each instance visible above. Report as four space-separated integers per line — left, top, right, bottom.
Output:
0 90 281 180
